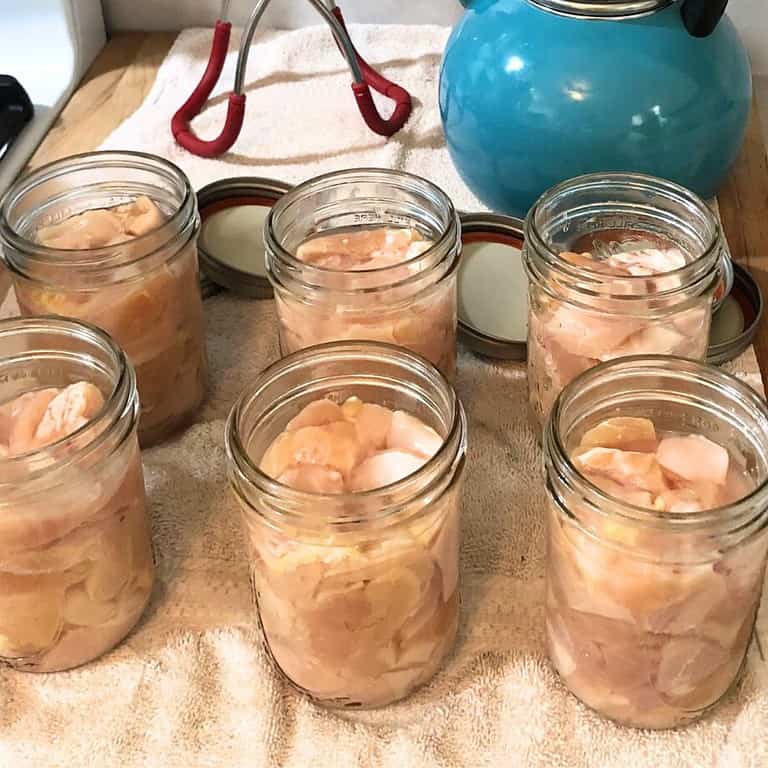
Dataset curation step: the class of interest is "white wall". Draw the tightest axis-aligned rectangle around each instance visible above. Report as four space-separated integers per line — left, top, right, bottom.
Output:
104 0 767 74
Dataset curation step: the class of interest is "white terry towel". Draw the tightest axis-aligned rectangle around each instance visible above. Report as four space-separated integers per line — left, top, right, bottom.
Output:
1 24 766 768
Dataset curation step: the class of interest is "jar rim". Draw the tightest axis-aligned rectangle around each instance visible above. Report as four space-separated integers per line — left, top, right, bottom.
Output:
524 172 722 306
545 354 768 535
264 167 461 299
0 315 138 479
0 150 196 272
225 340 466 530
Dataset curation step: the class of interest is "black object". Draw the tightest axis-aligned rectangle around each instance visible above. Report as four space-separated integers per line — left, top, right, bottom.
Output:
0 75 34 151
681 0 729 38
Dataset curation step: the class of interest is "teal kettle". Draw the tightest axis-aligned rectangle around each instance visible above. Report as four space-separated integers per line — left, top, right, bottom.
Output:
439 0 751 217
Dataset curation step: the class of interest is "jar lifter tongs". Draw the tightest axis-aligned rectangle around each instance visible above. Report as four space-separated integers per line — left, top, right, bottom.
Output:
171 0 414 157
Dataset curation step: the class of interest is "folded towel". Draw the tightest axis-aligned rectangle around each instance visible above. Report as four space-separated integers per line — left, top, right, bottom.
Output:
1 25 766 768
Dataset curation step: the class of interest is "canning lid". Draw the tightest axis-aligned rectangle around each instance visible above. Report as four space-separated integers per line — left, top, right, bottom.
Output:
457 213 528 360
196 177 293 299
457 212 756 365
707 262 764 365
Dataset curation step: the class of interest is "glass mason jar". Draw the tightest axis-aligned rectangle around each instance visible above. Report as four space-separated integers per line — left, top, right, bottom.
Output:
0 151 208 446
524 173 723 430
265 169 461 379
0 316 154 672
543 355 768 729
225 341 467 708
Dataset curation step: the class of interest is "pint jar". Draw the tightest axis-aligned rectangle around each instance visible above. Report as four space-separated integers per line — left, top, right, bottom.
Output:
0 316 154 672
524 173 724 429
265 169 461 379
0 151 208 446
543 355 768 729
225 342 466 708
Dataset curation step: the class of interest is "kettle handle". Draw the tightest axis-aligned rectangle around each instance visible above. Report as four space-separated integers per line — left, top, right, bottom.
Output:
680 0 729 38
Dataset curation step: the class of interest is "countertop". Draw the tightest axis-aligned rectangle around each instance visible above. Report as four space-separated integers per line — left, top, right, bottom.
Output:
24 32 768 390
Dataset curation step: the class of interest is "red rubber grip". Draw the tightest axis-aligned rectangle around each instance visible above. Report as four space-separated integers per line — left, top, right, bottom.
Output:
352 82 411 137
171 21 246 157
332 7 413 137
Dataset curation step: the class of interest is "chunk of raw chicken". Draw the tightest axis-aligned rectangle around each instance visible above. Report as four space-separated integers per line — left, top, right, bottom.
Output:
581 417 657 451
351 403 393 456
277 465 346 493
37 209 124 250
286 399 344 431
605 248 687 276
349 450 428 492
36 197 165 249
296 228 423 270
259 397 443 495
2 382 103 456
114 195 165 237
387 410 443 459
260 421 362 480
573 447 668 495
5 388 59 455
656 435 729 486
33 382 105 448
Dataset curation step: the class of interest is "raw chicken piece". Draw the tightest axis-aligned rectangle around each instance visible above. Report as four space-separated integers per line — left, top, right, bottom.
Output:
0 585 63 657
286 399 344 430
581 417 657 451
573 447 668 495
261 421 362 480
605 325 686 360
605 248 687 276
386 410 442 459
277 465 345 494
114 195 165 236
64 586 118 626
259 397 443 493
350 402 393 456
37 197 165 249
560 251 617 274
544 305 641 359
349 450 427 492
33 382 105 448
656 435 729 486
37 209 124 249
6 388 58 455
656 487 709 513
296 228 422 269
583 473 655 510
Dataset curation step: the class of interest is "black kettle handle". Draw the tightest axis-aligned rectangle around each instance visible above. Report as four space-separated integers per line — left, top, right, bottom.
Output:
680 0 729 38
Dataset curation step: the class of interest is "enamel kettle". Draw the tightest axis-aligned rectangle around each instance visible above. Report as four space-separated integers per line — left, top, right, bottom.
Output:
439 0 751 217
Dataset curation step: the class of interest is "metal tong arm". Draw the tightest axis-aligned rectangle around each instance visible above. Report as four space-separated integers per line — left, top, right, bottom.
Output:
171 0 412 157
327 2 412 137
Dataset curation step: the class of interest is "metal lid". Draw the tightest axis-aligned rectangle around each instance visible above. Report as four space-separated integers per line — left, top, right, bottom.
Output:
707 262 764 366
196 177 292 299
528 0 671 18
457 212 528 361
